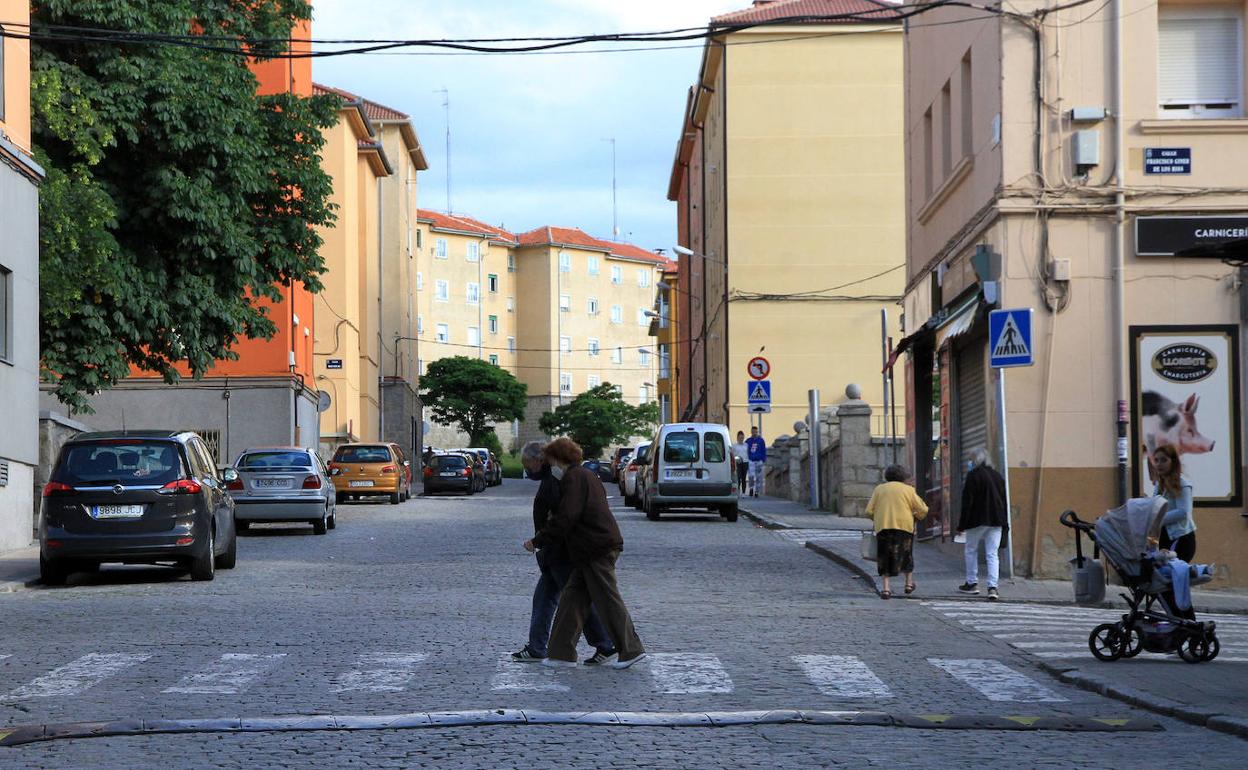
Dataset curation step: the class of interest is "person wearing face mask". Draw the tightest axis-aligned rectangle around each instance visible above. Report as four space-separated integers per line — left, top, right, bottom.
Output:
524 437 646 669
512 442 618 665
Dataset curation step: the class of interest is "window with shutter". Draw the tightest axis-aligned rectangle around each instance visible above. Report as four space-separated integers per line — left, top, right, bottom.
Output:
1158 6 1243 117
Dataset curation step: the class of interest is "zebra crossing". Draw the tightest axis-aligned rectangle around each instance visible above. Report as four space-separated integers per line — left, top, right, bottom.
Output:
924 600 1248 662
0 648 1073 705
771 529 862 545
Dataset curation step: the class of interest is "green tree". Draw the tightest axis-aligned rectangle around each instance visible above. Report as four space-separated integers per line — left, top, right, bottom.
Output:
539 384 660 459
420 357 527 446
33 0 339 411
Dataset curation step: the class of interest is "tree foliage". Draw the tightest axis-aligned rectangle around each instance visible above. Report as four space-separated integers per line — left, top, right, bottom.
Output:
539 384 660 459
33 0 339 411
420 357 528 446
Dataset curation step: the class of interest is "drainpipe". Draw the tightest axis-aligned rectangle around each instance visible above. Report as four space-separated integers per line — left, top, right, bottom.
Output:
379 176 385 443
1111 0 1129 504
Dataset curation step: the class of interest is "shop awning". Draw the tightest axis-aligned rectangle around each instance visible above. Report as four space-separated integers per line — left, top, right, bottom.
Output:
935 296 981 350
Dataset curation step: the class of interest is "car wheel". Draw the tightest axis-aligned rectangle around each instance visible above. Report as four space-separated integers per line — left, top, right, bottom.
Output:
328 509 337 530
389 491 401 505
40 554 69 586
236 521 251 532
646 500 660 521
624 493 636 507
335 492 345 505
720 504 739 522
215 531 238 569
313 512 328 535
190 527 216 581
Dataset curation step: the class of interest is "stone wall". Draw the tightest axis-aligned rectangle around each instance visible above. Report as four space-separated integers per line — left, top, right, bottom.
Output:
33 411 92 539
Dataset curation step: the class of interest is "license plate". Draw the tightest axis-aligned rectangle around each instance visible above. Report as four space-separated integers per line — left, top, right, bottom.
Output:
90 504 145 519
349 480 375 488
440 472 459 477
253 478 292 489
667 469 696 479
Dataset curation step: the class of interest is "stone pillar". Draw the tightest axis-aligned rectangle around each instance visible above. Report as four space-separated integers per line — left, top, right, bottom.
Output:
787 436 803 502
836 384 875 518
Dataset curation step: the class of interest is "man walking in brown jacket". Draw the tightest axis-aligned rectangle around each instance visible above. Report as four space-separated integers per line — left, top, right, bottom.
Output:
523 437 646 669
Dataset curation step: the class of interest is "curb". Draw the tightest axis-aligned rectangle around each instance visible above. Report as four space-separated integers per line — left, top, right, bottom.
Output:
804 541 879 594
739 507 791 531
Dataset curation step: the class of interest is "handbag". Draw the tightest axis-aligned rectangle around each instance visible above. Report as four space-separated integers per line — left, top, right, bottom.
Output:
861 530 878 562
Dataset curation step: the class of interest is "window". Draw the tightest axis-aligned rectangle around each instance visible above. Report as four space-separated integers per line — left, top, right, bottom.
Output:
507 336 516 353
466 242 480 262
417 314 424 335
507 296 515 312
637 307 649 326
639 348 651 366
961 51 973 158
659 344 671 379
587 338 600 357
418 358 426 376
416 229 423 249
435 280 449 302
436 323 450 343
560 336 572 353
588 256 600 276
559 252 571 272
610 305 623 324
467 282 480 304
0 266 9 361
923 107 933 198
507 254 516 272
587 374 601 388
488 315 498 334
611 346 623 364
610 265 623 284
488 273 499 293
489 354 499 366
560 373 573 394
1159 6 1244 117
638 387 649 405
940 80 953 177
435 238 448 258
559 293 571 312
664 432 698 462
416 271 424 291
587 297 599 315
637 268 650 288
704 433 726 463
467 326 481 347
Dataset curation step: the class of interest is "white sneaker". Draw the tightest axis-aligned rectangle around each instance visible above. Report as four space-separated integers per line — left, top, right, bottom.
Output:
540 658 577 668
609 652 647 670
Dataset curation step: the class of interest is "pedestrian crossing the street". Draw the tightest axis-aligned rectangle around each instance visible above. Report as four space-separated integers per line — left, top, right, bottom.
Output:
0 649 1078 706
924 600 1248 662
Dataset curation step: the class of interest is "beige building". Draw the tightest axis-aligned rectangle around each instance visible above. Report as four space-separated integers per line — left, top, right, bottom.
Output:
901 1 1248 584
668 0 906 441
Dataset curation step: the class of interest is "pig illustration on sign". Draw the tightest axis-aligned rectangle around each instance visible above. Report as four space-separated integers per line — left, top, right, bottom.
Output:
1142 391 1215 456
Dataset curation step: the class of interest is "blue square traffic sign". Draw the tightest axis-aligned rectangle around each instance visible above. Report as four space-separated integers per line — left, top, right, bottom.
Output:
747 380 771 404
988 309 1033 368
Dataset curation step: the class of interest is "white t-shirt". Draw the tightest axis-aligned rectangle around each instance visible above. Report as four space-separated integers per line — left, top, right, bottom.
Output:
732 442 749 464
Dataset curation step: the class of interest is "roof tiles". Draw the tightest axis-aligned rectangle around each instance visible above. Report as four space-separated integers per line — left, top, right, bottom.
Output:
713 0 901 25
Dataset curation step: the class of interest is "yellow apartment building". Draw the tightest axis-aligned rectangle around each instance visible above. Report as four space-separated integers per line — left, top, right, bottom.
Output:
650 264 681 424
414 211 520 447
668 0 905 442
902 1 1248 584
514 227 667 449
312 84 394 455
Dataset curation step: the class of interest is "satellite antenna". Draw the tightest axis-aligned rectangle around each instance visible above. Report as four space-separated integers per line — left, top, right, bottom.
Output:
317 390 333 414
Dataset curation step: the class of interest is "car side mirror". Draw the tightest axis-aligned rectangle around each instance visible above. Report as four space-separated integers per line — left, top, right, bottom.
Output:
221 468 240 484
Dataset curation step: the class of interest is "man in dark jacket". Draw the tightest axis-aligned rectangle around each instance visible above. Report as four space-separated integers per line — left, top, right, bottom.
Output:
956 447 1009 601
524 437 646 670
512 442 617 665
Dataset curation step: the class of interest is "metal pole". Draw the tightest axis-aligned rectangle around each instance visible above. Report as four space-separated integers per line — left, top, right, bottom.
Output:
809 389 821 509
996 367 1015 578
888 336 899 465
1111 0 1129 505
880 309 890 456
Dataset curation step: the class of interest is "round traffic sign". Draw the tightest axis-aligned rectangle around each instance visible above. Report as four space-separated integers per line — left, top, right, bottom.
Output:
747 356 771 380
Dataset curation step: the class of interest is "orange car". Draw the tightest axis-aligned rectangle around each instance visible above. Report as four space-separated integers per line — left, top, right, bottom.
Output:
328 443 413 505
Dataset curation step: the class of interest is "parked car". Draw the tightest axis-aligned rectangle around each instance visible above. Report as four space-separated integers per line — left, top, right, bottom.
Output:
583 459 615 483
39 430 239 584
614 451 634 485
328 443 413 504
422 453 476 495
620 442 651 507
450 450 488 493
227 447 335 534
610 447 632 483
466 447 502 487
489 452 504 486
641 423 738 522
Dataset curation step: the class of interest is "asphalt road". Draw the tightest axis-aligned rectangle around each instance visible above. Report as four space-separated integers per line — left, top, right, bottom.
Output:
1 479 1245 768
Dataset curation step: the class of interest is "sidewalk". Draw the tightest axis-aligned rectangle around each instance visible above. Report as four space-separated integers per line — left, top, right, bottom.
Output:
0 544 40 593
741 493 1248 740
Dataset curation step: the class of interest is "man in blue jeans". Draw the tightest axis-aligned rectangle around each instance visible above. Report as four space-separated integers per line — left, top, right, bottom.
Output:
512 442 617 665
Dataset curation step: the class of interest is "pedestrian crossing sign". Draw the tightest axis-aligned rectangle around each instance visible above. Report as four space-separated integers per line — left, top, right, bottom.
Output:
988 308 1034 368
747 379 772 413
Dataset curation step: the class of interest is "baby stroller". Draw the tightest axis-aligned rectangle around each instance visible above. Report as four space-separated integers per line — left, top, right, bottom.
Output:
1060 498 1219 664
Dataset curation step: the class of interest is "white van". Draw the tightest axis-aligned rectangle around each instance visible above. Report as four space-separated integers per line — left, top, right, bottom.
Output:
640 423 737 522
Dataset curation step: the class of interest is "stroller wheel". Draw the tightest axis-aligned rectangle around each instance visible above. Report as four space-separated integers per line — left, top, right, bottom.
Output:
1203 635 1220 662
1178 634 1210 664
1089 623 1125 661
1121 627 1143 658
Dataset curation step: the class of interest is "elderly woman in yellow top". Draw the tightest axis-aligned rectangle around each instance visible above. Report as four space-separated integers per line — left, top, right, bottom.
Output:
866 465 929 599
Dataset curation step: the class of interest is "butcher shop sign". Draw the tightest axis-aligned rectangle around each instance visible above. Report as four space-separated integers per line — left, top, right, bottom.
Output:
1130 326 1242 507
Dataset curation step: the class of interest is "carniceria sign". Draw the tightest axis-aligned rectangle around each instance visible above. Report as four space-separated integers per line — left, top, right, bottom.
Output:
1151 344 1217 382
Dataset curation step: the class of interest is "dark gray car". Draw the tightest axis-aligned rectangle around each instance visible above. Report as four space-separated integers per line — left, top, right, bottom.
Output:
39 431 238 584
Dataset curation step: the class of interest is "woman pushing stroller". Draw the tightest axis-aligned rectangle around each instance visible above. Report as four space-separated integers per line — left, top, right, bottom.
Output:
1144 445 1196 563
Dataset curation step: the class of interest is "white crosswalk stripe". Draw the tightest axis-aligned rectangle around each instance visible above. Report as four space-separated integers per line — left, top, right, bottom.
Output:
794 655 892 699
163 653 288 695
772 529 862 544
924 600 1248 661
647 653 733 694
330 653 428 693
490 657 570 693
6 653 152 699
929 658 1067 702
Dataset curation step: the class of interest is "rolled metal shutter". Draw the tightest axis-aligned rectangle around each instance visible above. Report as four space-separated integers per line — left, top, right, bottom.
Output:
956 344 988 471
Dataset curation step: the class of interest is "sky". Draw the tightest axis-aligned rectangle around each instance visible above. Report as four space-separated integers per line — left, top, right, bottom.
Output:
311 0 747 254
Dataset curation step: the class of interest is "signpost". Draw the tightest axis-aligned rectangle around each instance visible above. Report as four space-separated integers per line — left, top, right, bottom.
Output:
988 308 1035 579
747 379 772 414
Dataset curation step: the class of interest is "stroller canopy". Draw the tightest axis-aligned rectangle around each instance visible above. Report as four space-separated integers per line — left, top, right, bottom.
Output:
1094 497 1168 578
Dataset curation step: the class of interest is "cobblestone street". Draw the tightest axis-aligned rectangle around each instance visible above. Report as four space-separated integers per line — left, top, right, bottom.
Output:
2 480 1245 768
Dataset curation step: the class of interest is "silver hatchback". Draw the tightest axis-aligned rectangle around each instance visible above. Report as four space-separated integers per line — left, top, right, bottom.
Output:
227 447 336 535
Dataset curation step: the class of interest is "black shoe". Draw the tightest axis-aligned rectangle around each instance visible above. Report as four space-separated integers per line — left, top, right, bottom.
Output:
957 582 980 595
583 649 618 667
511 647 545 662
987 587 1000 601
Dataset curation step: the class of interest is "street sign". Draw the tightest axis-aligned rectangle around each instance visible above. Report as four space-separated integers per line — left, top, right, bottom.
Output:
747 356 771 380
1144 147 1191 175
989 308 1034 368
747 379 772 413
326 359 343 370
